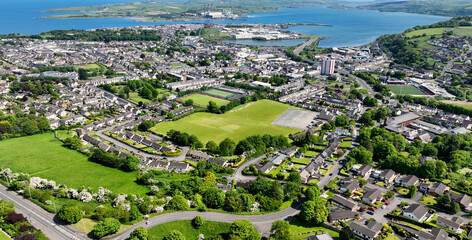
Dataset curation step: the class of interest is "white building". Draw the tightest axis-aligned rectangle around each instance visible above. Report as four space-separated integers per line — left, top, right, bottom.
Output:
321 59 335 75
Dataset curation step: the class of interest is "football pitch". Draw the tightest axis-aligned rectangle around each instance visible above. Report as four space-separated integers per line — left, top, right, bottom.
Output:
203 88 237 98
178 93 229 107
388 85 426 95
152 100 301 143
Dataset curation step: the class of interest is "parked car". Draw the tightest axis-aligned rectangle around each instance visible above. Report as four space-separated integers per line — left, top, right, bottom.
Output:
368 207 375 211
386 202 390 205
381 205 386 209
366 211 374 215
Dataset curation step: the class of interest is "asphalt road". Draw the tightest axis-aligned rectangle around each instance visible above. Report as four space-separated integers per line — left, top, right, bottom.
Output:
109 200 303 240
0 184 89 240
228 154 266 182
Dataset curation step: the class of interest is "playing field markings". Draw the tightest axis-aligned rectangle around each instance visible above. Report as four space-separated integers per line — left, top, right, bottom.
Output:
219 127 234 132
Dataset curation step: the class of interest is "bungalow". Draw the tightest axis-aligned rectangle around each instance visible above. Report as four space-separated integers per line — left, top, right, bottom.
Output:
306 233 334 240
419 183 432 193
328 210 357 222
403 204 428 221
379 169 396 184
131 134 144 144
451 192 471 210
150 160 170 170
357 164 373 178
428 182 450 197
269 154 287 165
436 216 463 232
259 162 274 174
76 128 86 139
418 228 449 240
280 146 298 157
168 162 189 172
331 194 359 211
349 221 382 240
339 178 360 193
207 158 229 167
83 134 101 146
188 150 211 160
150 142 163 151
396 175 419 188
362 188 383 204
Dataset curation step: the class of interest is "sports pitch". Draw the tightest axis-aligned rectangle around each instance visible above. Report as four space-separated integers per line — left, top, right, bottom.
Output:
178 93 229 107
152 100 301 143
388 85 426 95
203 88 237 98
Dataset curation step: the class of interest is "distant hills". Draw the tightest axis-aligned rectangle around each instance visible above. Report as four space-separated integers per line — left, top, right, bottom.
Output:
359 0 472 17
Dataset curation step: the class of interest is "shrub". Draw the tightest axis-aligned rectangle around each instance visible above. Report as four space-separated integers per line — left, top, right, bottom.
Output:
192 215 205 229
57 206 82 224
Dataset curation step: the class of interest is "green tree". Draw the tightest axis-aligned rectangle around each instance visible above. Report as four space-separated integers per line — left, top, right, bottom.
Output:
78 68 88 80
300 200 329 225
91 218 121 239
163 230 186 240
130 227 148 240
407 185 417 198
206 141 219 153
230 219 261 240
167 195 188 210
270 220 292 240
63 137 82 151
57 205 82 224
340 227 355 240
335 115 350 128
202 187 225 209
305 185 321 201
219 138 236 156
192 215 205 229
204 172 216 185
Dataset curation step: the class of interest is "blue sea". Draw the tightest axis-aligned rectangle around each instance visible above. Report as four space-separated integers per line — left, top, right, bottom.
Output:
0 0 449 47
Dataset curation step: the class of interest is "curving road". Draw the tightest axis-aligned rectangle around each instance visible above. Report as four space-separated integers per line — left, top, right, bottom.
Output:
109 200 303 240
0 184 89 240
228 154 266 182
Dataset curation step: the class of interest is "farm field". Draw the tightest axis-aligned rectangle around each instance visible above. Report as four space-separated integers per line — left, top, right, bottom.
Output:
148 220 231 240
178 93 229 108
441 100 472 110
388 85 426 95
0 133 148 195
405 27 449 37
152 100 301 143
203 88 237 98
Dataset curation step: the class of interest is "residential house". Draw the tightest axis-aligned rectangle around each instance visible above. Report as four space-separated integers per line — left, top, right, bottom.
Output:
428 182 450 197
207 158 229 167
403 204 428 221
396 175 419 188
451 192 471 210
269 154 287 165
418 228 450 240
280 146 298 157
349 221 382 240
378 169 396 184
328 210 357 222
331 194 359 211
362 188 383 204
168 162 189 172
436 216 463 232
150 160 170 170
357 164 373 179
259 162 274 174
339 178 360 193
188 150 211 160
306 233 334 240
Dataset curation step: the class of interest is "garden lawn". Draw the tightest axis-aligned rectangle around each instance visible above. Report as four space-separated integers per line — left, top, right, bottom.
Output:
0 133 148 195
0 231 10 240
291 158 311 165
178 93 229 108
388 85 426 95
290 218 339 239
340 140 352 148
148 220 231 240
404 28 449 38
420 196 437 205
152 100 301 143
78 63 104 70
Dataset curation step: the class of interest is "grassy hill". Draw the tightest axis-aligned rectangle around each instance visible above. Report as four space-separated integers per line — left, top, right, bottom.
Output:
152 100 301 143
361 0 472 17
0 133 148 195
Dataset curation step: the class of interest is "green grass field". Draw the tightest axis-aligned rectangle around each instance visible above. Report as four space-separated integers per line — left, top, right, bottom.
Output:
388 85 426 95
405 28 449 38
178 93 229 108
0 231 10 240
78 63 104 70
203 88 237 98
0 133 148 195
147 220 231 240
152 100 301 143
